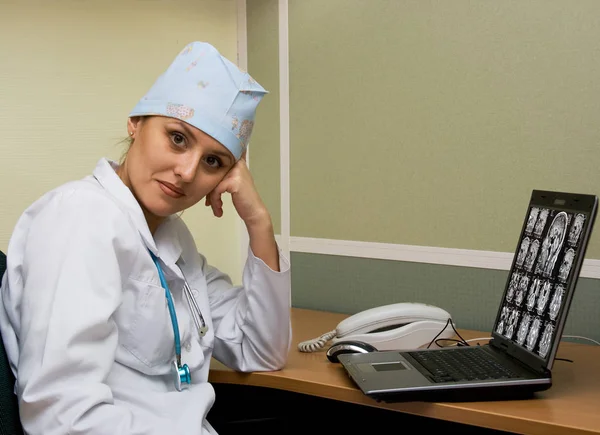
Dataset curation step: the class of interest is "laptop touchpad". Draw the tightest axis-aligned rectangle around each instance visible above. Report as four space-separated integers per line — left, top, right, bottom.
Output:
357 361 410 373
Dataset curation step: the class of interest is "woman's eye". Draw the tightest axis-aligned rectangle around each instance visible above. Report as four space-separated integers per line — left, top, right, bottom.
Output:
170 132 186 147
205 156 223 168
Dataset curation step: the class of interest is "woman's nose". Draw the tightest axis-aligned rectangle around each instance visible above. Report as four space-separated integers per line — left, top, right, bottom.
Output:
174 156 200 182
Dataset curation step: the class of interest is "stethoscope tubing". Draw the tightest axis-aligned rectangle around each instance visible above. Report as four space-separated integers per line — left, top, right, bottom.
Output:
149 251 183 364
148 251 208 366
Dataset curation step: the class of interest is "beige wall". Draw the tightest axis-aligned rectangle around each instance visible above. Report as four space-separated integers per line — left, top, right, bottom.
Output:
0 0 245 283
290 0 600 256
249 0 600 258
246 0 281 234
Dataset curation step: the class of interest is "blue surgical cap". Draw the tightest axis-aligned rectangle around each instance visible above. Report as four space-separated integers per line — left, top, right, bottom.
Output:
129 41 268 160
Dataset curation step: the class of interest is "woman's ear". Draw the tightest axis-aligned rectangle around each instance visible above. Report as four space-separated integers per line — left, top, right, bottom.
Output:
127 116 142 137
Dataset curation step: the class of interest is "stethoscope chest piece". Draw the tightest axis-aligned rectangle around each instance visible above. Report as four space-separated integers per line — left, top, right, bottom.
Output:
172 360 191 391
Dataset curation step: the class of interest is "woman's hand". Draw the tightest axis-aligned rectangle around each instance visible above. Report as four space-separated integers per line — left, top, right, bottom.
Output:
205 154 267 225
205 154 279 270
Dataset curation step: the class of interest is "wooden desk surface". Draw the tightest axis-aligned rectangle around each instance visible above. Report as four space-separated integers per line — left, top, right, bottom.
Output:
209 308 600 435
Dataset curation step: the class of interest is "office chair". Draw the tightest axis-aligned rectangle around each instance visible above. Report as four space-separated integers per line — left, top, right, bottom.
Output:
0 250 24 435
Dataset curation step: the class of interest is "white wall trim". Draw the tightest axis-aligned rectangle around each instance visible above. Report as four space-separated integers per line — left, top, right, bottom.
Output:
278 0 291 260
287 236 600 279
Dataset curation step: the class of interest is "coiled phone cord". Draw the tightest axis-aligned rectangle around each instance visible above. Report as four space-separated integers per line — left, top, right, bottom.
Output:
297 330 337 352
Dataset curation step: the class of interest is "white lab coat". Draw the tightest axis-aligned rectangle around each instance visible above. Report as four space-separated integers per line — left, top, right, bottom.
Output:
0 158 292 435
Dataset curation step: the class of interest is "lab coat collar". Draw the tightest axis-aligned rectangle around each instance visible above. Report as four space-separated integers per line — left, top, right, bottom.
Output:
91 158 161 257
154 216 184 269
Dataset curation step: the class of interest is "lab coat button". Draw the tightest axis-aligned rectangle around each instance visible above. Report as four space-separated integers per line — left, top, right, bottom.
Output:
192 289 198 297
185 342 192 352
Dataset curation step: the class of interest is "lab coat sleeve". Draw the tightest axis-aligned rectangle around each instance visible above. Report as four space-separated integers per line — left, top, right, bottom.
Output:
205 246 292 372
12 190 175 435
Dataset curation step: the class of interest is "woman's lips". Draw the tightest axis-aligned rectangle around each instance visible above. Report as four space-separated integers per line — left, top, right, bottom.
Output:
158 181 184 198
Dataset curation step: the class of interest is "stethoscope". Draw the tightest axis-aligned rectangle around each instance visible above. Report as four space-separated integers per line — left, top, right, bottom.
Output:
149 250 209 391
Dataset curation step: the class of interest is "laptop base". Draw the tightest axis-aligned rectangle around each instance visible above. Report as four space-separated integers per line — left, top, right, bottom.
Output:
368 382 551 403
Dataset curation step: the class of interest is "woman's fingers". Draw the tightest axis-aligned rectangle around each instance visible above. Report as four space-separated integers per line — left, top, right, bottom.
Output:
208 177 233 217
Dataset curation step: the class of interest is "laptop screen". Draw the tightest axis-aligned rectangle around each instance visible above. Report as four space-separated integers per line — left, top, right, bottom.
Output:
492 191 597 366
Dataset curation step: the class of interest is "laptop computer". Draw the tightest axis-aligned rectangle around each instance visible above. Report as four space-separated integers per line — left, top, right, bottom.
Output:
338 189 598 402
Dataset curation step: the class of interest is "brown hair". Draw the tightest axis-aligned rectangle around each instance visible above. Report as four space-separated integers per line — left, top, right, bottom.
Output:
118 136 134 165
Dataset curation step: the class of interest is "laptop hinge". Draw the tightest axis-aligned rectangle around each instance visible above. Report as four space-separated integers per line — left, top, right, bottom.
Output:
489 338 549 375
489 338 507 352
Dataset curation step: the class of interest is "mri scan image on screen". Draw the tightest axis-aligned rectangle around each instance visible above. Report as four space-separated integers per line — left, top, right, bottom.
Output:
494 207 587 359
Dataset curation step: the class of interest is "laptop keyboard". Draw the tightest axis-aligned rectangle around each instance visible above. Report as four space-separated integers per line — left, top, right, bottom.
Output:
408 347 521 383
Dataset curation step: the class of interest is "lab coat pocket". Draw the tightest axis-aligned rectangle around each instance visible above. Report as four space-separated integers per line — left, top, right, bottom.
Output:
119 278 175 369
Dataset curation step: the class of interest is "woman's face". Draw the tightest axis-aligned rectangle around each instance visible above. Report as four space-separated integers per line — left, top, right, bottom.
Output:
118 116 235 230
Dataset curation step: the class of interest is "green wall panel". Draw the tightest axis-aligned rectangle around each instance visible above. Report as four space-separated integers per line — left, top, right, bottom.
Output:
291 252 600 343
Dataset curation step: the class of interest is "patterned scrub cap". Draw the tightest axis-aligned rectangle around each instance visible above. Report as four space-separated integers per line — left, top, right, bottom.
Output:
129 41 267 160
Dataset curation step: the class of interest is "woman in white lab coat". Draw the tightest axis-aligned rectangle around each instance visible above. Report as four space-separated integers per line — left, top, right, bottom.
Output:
0 41 291 435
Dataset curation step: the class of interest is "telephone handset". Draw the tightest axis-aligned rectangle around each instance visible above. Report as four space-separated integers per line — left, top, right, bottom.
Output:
298 302 455 353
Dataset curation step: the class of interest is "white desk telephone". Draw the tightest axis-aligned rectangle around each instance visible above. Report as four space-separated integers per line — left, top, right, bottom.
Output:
298 302 454 355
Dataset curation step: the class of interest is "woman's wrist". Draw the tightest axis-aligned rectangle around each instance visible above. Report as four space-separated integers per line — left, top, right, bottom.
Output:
245 211 279 271
244 209 273 235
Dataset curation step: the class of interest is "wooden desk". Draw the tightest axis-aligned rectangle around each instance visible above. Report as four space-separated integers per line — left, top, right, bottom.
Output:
209 308 600 435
